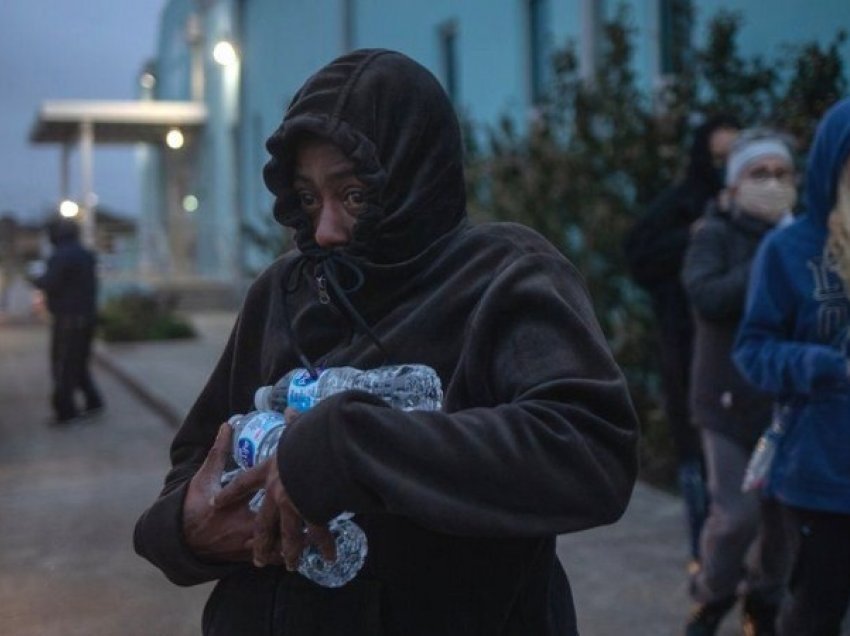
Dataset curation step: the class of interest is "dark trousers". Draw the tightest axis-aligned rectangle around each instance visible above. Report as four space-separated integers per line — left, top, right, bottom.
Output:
656 321 707 561
691 430 790 603
778 506 850 636
50 315 103 420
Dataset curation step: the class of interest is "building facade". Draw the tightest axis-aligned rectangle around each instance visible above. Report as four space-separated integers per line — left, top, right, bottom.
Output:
140 0 849 285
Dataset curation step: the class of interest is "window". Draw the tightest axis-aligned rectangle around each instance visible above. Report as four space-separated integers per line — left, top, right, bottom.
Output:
659 0 692 75
579 0 603 81
342 0 356 52
439 21 459 103
527 0 551 105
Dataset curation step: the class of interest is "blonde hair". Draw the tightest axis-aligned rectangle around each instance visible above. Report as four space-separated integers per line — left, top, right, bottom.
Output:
827 168 850 293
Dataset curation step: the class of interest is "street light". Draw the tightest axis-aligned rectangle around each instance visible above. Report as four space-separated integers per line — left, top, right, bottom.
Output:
166 127 185 149
59 199 79 218
182 195 199 212
139 71 156 90
213 40 238 66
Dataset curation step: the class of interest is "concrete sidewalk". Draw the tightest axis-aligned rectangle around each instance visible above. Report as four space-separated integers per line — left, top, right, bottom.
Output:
93 310 736 636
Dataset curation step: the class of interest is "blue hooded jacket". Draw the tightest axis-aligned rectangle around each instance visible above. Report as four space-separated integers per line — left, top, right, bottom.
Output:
734 99 850 514
733 98 850 514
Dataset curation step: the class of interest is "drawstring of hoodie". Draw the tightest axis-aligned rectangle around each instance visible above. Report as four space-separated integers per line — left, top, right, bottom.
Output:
281 248 388 378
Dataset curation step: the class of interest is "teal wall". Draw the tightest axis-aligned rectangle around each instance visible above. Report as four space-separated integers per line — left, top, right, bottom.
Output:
694 0 850 72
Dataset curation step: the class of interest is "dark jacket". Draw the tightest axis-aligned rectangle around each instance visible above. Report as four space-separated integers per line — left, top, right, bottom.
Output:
682 204 775 450
34 223 97 318
134 49 639 636
734 98 850 514
623 116 738 443
624 116 736 296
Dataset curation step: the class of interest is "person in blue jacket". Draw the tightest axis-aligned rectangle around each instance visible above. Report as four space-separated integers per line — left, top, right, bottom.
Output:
733 98 850 636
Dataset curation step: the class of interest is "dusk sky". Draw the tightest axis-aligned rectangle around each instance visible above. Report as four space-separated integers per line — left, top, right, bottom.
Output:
1 1 163 223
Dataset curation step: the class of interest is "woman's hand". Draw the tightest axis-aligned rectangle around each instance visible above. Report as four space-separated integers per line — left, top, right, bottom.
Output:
182 423 265 563
213 408 336 570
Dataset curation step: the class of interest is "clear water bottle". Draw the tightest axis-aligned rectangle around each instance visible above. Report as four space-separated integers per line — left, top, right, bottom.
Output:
227 411 367 588
741 406 787 493
228 411 286 471
254 364 443 413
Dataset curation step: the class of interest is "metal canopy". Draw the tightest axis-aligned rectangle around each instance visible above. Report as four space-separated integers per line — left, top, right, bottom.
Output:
29 100 207 145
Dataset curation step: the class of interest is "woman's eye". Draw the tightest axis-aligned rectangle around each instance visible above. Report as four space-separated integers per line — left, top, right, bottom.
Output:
298 191 319 209
344 189 365 210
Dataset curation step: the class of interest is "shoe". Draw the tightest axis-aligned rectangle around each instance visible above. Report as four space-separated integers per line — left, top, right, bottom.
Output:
83 404 105 417
51 412 84 426
741 593 778 636
684 596 736 636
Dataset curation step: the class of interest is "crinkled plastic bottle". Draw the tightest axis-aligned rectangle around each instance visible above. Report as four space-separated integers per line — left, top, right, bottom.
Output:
254 364 443 413
227 411 367 588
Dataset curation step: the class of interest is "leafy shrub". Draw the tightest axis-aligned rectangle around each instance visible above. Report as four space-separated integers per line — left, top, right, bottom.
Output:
98 290 195 342
465 6 847 487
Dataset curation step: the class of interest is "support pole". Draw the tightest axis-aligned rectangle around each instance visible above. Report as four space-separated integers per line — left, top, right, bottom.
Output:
60 143 70 200
79 120 95 248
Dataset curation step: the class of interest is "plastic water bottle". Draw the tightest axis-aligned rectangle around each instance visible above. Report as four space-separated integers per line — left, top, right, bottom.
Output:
741 406 787 493
228 411 286 471
227 411 367 588
254 364 443 413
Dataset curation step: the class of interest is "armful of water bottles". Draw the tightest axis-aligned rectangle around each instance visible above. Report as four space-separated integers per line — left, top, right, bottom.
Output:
183 364 442 586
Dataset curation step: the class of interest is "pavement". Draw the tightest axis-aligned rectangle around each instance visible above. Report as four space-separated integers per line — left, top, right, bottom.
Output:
0 276 755 635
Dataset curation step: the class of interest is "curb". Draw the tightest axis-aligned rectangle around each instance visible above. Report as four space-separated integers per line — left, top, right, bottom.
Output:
92 344 183 428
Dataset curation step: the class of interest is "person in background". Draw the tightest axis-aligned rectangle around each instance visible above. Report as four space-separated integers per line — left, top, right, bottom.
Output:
32 217 103 423
0 214 18 312
625 115 740 568
734 98 850 636
682 130 797 636
133 49 639 635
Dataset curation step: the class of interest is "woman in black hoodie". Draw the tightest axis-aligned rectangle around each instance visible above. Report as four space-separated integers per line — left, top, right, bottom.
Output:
135 49 638 636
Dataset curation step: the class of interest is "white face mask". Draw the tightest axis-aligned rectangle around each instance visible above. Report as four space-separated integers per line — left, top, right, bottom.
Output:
734 179 797 224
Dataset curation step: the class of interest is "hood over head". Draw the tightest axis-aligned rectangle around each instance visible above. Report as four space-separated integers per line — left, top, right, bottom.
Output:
264 49 467 264
686 114 741 195
46 217 80 246
804 97 850 225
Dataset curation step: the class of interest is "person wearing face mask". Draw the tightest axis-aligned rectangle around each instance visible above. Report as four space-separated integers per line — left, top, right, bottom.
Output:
624 115 740 571
681 130 797 636
734 100 850 636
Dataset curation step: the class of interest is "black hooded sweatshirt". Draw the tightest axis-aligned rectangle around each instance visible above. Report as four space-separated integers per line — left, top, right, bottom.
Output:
134 49 639 636
34 219 97 318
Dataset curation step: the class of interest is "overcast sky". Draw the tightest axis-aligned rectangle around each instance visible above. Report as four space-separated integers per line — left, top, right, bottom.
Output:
1 1 163 223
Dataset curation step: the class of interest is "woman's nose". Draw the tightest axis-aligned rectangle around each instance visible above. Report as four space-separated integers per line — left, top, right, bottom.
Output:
313 203 350 248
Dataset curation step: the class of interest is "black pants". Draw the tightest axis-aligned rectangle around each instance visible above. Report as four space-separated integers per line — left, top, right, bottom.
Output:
655 319 707 561
778 506 850 636
50 315 103 420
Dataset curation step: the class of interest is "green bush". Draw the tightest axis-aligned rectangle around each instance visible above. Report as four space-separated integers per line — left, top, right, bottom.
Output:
464 5 847 488
98 290 196 342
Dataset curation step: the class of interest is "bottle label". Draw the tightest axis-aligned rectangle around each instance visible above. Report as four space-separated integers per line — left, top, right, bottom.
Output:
287 368 322 412
236 411 285 468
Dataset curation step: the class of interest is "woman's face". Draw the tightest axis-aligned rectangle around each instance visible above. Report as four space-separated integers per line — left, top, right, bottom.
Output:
292 138 367 248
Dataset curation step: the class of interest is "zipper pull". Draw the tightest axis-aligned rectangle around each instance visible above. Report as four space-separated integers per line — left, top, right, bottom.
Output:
316 274 330 304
